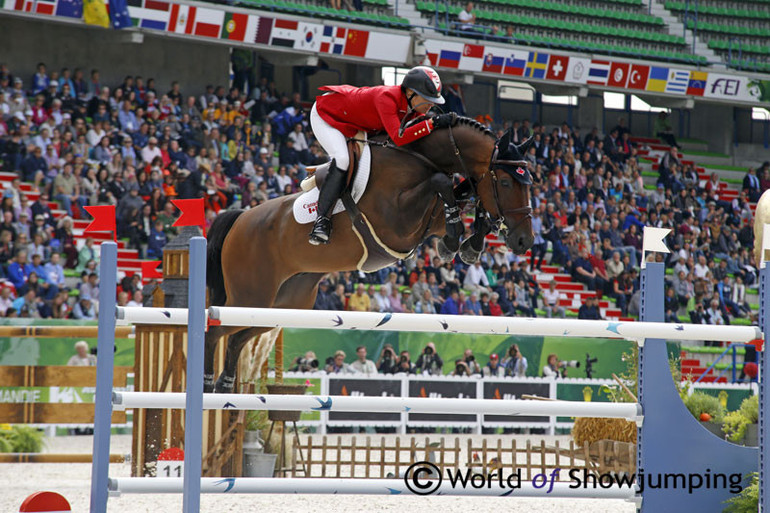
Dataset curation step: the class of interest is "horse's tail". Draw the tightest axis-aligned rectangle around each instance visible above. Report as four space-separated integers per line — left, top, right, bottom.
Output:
206 209 244 306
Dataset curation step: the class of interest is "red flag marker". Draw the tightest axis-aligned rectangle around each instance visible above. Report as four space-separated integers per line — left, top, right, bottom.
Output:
171 199 205 236
83 205 116 242
141 260 163 282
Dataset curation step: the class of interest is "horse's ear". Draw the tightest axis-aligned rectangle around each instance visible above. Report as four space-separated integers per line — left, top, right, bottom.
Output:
497 128 513 151
516 136 535 157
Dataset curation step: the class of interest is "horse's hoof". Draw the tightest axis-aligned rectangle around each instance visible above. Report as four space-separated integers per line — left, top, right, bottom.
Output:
214 374 235 394
437 238 458 262
458 238 482 265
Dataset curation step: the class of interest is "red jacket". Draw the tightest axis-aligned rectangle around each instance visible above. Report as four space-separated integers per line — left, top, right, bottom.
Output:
315 84 434 146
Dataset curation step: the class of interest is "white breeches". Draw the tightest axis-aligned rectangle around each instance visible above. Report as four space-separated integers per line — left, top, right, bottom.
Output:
310 102 350 171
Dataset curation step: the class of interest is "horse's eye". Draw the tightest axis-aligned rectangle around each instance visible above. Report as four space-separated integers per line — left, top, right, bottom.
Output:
501 179 512 188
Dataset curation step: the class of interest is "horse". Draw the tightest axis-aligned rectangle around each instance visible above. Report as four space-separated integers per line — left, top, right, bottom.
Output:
203 118 535 392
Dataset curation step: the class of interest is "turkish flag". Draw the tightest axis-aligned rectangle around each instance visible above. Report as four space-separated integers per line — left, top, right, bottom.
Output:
627 64 650 90
546 55 569 81
607 62 630 88
141 260 163 280
172 198 205 231
83 205 116 241
463 43 484 59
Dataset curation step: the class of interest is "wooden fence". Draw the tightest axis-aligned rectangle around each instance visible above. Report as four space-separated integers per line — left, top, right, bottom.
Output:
290 435 636 480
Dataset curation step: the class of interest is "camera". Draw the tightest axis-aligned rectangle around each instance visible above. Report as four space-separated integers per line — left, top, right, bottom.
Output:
455 364 466 375
383 348 394 360
325 356 334 366
559 360 580 369
424 346 434 355
585 353 598 379
308 358 319 369
466 355 475 362
400 355 408 363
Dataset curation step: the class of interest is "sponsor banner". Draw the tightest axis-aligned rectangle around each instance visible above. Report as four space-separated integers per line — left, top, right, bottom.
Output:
408 379 477 423
0 386 95 403
704 73 762 103
327 377 401 422
482 381 550 423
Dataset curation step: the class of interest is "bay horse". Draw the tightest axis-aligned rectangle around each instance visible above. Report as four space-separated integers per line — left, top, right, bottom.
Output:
203 118 535 392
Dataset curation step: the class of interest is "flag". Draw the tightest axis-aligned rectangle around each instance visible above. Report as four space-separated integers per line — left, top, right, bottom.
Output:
460 43 484 71
270 17 298 47
343 29 369 57
482 53 504 74
172 199 205 231
84 0 109 27
83 205 116 241
254 16 272 45
192 7 224 38
55 0 82 17
141 261 163 280
320 25 346 54
168 3 195 34
642 227 671 254
587 60 610 85
128 0 170 30
503 53 526 76
607 62 630 88
665 69 690 94
565 57 589 84
296 22 322 52
110 0 132 28
525 52 548 79
646 66 668 92
220 12 249 41
687 71 707 96
438 49 461 69
16 0 57 14
545 55 569 81
627 64 649 90
426 52 438 66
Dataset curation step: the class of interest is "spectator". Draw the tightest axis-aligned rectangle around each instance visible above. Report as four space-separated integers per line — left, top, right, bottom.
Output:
127 290 143 307
376 344 399 374
653 111 677 147
350 346 377 375
289 351 319 372
450 359 472 377
347 283 370 311
578 295 603 320
396 350 415 374
415 342 443 375
542 280 565 318
463 261 490 296
325 350 356 374
67 340 96 366
72 295 96 320
481 353 504 377
457 1 477 31
501 344 528 377
462 348 481 375
542 353 563 378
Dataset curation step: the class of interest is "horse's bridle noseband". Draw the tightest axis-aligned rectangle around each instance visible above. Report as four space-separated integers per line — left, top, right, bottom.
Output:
447 124 533 234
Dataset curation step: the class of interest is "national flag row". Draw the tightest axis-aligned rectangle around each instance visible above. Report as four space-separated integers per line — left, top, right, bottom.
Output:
1 0 411 63
425 42 714 97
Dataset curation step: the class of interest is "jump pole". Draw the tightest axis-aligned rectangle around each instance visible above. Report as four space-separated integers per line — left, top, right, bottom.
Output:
183 237 206 513
759 226 770 513
90 241 118 513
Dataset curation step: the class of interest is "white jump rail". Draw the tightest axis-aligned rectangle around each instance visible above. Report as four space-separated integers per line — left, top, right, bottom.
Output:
107 477 638 500
116 307 192 325
208 306 762 342
112 392 642 422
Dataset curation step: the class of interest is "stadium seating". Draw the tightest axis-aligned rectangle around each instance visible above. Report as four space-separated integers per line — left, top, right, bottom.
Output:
236 0 409 28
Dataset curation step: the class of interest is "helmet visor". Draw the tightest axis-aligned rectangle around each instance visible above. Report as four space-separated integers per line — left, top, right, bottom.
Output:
412 89 445 105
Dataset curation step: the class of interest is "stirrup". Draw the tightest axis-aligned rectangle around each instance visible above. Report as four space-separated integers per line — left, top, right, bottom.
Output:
309 216 332 245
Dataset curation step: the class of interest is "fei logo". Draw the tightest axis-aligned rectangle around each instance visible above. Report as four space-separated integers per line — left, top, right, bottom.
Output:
710 78 740 96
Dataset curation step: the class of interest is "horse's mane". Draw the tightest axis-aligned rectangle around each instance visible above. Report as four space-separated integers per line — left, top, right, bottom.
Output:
454 116 495 138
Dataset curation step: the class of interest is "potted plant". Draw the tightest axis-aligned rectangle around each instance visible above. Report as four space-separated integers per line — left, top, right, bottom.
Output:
0 425 44 453
722 395 759 446
723 472 758 512
683 391 726 438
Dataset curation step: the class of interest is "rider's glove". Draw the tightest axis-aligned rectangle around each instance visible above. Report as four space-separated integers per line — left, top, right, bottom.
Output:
432 113 457 130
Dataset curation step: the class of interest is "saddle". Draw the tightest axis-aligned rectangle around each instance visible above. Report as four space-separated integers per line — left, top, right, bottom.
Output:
301 132 365 192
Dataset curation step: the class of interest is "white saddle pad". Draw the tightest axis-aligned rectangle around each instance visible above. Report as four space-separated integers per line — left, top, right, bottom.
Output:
292 144 371 224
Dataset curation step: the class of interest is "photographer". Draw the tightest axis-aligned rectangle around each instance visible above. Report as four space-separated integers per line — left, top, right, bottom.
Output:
377 344 399 374
397 350 416 374
463 348 481 375
450 359 472 377
482 353 505 377
542 353 579 378
325 350 357 374
415 342 443 375
502 344 528 378
289 350 319 372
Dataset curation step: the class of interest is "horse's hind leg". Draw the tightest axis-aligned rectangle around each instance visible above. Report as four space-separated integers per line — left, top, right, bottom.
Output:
204 325 244 393
215 327 267 393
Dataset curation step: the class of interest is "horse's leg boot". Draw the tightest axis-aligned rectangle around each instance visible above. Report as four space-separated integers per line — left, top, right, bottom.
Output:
309 160 347 245
203 373 216 394
214 373 236 393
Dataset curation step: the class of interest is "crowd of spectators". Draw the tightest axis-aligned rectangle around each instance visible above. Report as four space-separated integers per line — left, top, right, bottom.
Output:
0 61 761 335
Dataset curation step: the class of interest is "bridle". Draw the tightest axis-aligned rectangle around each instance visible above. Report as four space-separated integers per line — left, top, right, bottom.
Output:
446 124 532 235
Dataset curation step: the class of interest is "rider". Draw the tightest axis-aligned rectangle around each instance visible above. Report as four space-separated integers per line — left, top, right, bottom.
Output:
308 66 457 245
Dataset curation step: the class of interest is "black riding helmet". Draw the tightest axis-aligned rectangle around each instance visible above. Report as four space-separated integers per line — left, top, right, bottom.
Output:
401 66 445 105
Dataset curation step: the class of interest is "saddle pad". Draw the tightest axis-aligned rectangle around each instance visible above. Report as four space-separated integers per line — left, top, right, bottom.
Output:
292 144 371 225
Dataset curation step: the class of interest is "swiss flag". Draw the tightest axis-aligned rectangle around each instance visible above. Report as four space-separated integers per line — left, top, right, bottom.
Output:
607 62 630 88
627 64 650 90
545 55 569 81
463 43 484 59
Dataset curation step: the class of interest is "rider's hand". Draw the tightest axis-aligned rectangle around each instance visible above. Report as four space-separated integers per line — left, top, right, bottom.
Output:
432 113 457 130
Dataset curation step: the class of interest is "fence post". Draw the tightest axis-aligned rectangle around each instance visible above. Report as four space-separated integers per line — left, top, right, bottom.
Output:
182 237 206 513
90 241 118 513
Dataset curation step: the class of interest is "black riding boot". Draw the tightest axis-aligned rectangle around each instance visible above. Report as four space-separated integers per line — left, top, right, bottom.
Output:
309 161 348 245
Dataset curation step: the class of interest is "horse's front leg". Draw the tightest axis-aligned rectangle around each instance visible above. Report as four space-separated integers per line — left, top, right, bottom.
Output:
430 173 463 261
459 206 493 264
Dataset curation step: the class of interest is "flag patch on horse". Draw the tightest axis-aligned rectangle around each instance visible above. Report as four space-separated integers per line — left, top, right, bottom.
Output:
292 144 371 224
